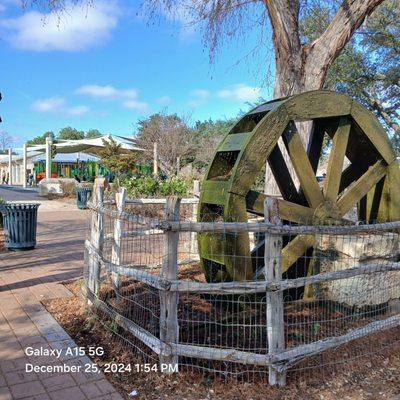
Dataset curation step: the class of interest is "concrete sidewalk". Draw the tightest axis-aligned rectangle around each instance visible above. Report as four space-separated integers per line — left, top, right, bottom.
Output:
0 187 122 400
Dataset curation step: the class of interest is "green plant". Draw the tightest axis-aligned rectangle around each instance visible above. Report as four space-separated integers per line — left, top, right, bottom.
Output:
159 176 189 196
120 175 190 198
98 137 137 175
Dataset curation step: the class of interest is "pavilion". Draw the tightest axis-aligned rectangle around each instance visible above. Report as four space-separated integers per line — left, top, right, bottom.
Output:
0 135 144 187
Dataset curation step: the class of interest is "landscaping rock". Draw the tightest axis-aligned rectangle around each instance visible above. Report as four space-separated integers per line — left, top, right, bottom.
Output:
38 178 77 196
316 233 400 306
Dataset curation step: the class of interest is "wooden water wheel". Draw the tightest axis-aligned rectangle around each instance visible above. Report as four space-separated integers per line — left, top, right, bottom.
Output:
198 90 400 283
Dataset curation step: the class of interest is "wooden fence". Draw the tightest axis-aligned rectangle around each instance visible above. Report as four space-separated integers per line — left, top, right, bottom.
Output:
84 183 400 386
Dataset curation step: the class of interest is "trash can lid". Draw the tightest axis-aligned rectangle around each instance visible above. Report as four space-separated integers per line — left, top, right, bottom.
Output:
3 201 41 209
5 201 41 205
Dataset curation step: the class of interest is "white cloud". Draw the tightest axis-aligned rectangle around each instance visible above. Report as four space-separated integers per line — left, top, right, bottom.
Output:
0 1 119 52
187 89 210 107
32 97 64 113
31 97 89 117
191 89 210 99
76 84 149 112
67 105 90 116
75 84 138 101
122 100 148 112
156 96 171 105
218 84 261 102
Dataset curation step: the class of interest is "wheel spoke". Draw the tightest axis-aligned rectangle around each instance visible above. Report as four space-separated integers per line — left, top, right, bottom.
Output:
324 117 351 201
282 122 324 208
281 235 315 273
337 160 387 216
246 190 314 223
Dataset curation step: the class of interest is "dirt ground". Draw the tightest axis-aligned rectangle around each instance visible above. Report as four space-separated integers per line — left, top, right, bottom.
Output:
43 280 400 400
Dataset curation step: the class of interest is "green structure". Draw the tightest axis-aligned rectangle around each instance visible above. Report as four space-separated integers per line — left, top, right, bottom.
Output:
198 90 400 283
34 159 151 182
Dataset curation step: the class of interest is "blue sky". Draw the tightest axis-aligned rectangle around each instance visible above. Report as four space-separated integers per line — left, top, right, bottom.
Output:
0 0 274 149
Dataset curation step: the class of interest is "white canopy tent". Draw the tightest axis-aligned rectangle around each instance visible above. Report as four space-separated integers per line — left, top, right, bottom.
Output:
27 135 143 155
2 135 144 187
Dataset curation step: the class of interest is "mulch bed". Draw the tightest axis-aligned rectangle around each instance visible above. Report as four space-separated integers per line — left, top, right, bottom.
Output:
43 280 400 400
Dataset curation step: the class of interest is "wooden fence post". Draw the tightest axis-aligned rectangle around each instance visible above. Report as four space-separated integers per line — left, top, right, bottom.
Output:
87 178 106 299
159 196 181 373
190 180 200 255
153 142 158 176
111 187 126 289
264 197 286 386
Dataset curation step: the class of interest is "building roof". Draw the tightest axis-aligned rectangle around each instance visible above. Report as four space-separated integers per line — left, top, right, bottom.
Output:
0 135 144 165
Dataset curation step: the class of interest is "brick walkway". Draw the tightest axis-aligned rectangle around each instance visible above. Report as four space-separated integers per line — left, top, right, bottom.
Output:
0 187 122 400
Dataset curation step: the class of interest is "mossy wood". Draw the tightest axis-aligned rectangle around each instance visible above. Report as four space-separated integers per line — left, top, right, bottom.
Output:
198 90 400 283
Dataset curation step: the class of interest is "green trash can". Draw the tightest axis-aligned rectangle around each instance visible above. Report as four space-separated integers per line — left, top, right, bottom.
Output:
1 202 40 251
76 187 92 209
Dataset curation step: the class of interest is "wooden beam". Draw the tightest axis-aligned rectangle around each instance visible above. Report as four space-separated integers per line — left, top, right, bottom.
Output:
351 100 396 164
275 315 400 368
337 160 387 216
111 188 126 289
264 198 286 386
282 123 324 208
324 117 351 201
87 180 105 298
284 91 352 120
159 197 181 373
387 162 400 221
219 132 251 152
169 261 400 294
230 106 290 196
281 235 315 273
246 191 314 223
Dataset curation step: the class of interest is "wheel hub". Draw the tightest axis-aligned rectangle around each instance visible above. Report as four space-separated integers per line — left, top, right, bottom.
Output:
313 201 341 224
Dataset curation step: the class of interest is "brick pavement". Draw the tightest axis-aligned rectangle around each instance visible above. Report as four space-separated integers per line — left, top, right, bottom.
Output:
0 187 123 400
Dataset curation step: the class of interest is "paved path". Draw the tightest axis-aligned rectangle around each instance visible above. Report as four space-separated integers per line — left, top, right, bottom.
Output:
0 187 122 400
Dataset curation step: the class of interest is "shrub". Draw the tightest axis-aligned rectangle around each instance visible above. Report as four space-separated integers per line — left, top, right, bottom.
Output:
159 176 189 196
120 175 190 198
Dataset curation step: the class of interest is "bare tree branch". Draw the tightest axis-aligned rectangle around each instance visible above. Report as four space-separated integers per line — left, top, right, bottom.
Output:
304 0 385 89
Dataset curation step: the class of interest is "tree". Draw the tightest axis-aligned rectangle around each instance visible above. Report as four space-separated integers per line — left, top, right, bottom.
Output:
85 129 102 139
135 113 196 177
0 131 12 151
27 131 55 146
58 126 85 140
193 119 234 170
302 1 400 152
98 138 137 174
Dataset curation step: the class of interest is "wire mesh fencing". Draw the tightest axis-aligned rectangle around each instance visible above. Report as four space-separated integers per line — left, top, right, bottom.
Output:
83 186 400 385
